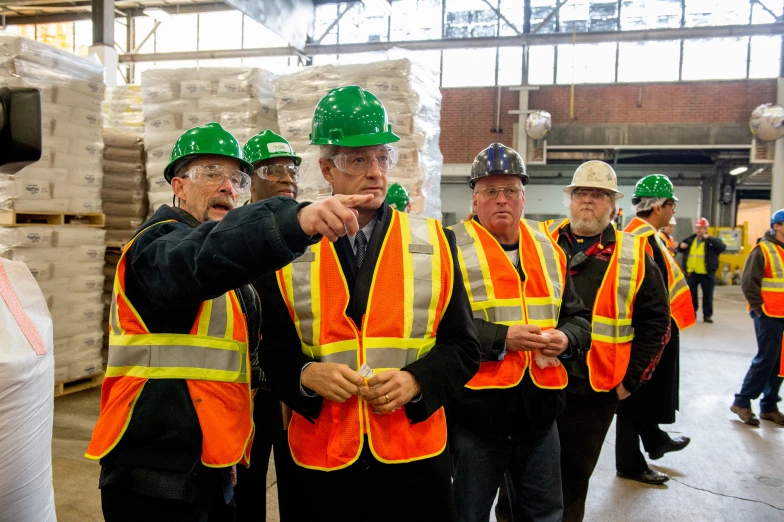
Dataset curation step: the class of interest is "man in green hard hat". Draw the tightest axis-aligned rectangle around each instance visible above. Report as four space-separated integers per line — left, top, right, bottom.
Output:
386 182 410 212
234 129 301 522
260 86 480 521
87 122 373 521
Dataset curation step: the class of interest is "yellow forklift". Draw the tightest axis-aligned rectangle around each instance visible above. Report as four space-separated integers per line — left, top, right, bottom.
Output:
709 224 751 285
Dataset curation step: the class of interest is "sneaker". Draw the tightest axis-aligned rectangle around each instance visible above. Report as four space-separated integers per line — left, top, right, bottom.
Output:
760 411 784 426
704 317 713 323
730 405 760 426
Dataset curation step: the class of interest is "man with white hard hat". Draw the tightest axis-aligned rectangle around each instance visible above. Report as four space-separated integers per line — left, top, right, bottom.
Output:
547 161 670 516
658 217 677 253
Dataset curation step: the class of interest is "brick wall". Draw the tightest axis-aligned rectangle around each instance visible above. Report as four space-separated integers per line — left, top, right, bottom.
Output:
440 79 777 163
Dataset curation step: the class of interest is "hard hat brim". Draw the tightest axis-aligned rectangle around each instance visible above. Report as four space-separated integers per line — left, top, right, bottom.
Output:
563 183 624 200
164 152 254 183
310 130 400 147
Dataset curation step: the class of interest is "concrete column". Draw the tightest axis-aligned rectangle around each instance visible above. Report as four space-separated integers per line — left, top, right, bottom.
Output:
89 45 118 88
771 77 784 210
517 89 529 159
90 0 117 88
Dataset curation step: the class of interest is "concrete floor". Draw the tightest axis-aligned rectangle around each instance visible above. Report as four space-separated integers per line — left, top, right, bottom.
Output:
52 285 784 521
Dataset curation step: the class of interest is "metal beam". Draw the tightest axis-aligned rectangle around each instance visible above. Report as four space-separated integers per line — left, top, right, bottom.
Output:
92 0 113 46
531 0 569 34
754 0 782 22
2 2 232 25
315 2 356 43
481 0 521 36
130 19 160 54
222 0 313 51
119 22 784 63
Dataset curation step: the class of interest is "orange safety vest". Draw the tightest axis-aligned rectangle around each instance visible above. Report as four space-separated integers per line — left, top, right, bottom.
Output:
548 219 647 392
625 217 696 330
450 219 568 390
277 211 453 471
657 230 675 251
754 240 784 378
85 220 253 468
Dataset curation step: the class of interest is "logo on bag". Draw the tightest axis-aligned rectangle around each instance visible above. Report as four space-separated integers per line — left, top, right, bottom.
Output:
25 184 40 195
26 233 41 243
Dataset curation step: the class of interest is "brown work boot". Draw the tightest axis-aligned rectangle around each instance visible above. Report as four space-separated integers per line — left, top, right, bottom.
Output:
730 405 760 426
760 411 784 426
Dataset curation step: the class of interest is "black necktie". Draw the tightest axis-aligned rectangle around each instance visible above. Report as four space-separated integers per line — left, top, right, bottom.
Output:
355 230 367 268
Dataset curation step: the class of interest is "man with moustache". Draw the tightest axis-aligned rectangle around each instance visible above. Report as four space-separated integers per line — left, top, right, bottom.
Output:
260 86 480 521
547 161 670 519
85 122 373 521
618 174 694 485
449 143 592 522
234 130 301 521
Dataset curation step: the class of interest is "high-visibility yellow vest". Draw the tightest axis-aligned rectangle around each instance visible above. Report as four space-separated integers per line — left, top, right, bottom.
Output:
625 217 696 330
754 240 784 377
548 219 648 391
85 220 253 468
686 239 708 274
450 219 568 390
277 211 453 471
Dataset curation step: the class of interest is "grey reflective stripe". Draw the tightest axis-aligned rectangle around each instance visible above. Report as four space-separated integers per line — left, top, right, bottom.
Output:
763 242 784 278
672 276 689 293
108 344 243 374
472 309 486 320
452 222 488 302
593 322 633 338
319 350 357 370
109 294 121 334
409 215 436 338
528 303 556 321
484 305 523 323
207 295 228 338
615 233 637 321
526 220 563 301
366 347 420 369
290 250 315 346
548 219 567 236
762 281 784 289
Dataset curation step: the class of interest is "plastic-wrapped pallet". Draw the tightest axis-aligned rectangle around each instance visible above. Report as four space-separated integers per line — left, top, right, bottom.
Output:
0 32 105 215
102 130 147 246
142 67 279 213
104 84 144 133
0 225 105 385
273 55 443 218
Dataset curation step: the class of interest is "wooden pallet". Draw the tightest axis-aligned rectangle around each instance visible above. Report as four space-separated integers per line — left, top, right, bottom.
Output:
54 372 104 398
0 211 105 227
105 240 128 249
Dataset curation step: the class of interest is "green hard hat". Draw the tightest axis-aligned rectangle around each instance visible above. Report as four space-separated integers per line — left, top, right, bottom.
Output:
309 85 400 147
243 130 301 167
386 182 410 211
633 174 679 201
163 122 253 183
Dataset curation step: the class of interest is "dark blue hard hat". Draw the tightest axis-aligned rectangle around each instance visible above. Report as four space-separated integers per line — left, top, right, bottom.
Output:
469 143 528 188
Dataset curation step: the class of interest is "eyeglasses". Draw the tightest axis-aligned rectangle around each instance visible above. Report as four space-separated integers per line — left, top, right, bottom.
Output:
255 164 299 183
571 188 612 201
181 164 251 196
475 185 524 200
330 146 398 176
662 200 677 209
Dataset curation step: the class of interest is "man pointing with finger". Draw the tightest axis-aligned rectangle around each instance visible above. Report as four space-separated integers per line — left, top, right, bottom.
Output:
260 86 480 521
448 144 591 522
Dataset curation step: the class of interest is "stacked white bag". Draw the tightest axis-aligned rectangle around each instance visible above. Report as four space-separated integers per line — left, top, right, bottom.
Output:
102 130 148 245
104 83 144 133
0 227 105 384
273 57 443 218
0 33 105 214
141 67 279 213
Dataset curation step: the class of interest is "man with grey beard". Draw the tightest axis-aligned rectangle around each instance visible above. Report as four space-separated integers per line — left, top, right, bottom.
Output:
546 161 670 521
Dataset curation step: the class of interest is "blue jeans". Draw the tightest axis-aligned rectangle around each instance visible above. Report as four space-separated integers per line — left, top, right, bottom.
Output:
450 422 563 522
734 312 784 414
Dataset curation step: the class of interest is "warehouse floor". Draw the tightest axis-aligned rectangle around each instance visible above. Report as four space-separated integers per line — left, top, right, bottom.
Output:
52 285 784 522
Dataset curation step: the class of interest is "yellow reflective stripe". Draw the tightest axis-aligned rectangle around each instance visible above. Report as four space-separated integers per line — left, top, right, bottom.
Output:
547 218 568 237
107 366 248 383
592 317 634 342
197 300 213 337
425 218 443 339
615 232 640 322
761 241 784 279
403 213 440 339
399 212 416 339
452 222 492 303
523 219 562 317
311 339 357 357
288 246 317 347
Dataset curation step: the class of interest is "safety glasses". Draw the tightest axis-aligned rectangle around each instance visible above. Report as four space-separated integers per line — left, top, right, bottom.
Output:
181 164 251 196
330 146 398 176
255 164 300 183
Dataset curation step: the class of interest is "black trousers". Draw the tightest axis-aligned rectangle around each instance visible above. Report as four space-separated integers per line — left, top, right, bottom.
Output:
686 272 715 319
291 442 456 522
557 393 619 522
102 484 234 522
614 412 671 474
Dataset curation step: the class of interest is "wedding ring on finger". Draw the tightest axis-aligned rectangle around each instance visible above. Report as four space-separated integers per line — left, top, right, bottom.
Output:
385 393 391 404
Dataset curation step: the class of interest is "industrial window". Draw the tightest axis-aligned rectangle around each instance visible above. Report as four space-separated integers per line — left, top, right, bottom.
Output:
199 11 243 51
683 0 751 27
682 38 749 80
390 0 443 41
441 48 497 87
154 14 197 54
498 3 524 37
528 45 556 85
556 43 616 84
530 0 558 33
751 0 783 24
243 15 289 49
620 0 682 30
497 47 523 85
558 0 620 33
617 41 680 82
444 0 499 39
338 5 389 44
748 36 781 79
133 16 156 54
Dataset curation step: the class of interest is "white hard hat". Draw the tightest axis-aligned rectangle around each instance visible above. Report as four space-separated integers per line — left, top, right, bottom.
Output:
669 216 677 226
563 160 624 199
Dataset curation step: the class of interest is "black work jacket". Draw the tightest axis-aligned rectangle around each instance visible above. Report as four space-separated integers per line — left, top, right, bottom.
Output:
446 218 592 441
100 199 317 475
677 234 727 274
260 204 481 426
556 224 671 395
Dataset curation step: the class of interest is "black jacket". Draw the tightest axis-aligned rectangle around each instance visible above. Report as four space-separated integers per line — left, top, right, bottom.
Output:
260 204 481 426
556 224 671 396
100 199 317 475
446 219 593 441
678 234 726 274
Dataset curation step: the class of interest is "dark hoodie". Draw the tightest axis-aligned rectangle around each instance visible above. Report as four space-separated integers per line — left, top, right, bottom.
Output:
742 230 784 315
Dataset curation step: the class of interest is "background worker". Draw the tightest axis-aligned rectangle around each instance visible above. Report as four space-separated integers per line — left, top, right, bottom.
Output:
677 217 726 323
260 86 481 521
233 129 301 521
732 209 784 426
449 143 592 522
85 122 372 522
548 161 671 517
386 181 410 212
618 174 695 485
658 217 677 254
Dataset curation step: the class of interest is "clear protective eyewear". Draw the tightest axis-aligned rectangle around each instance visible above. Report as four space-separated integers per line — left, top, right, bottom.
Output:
255 164 300 183
476 185 524 201
182 164 251 196
571 188 612 201
330 146 398 176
